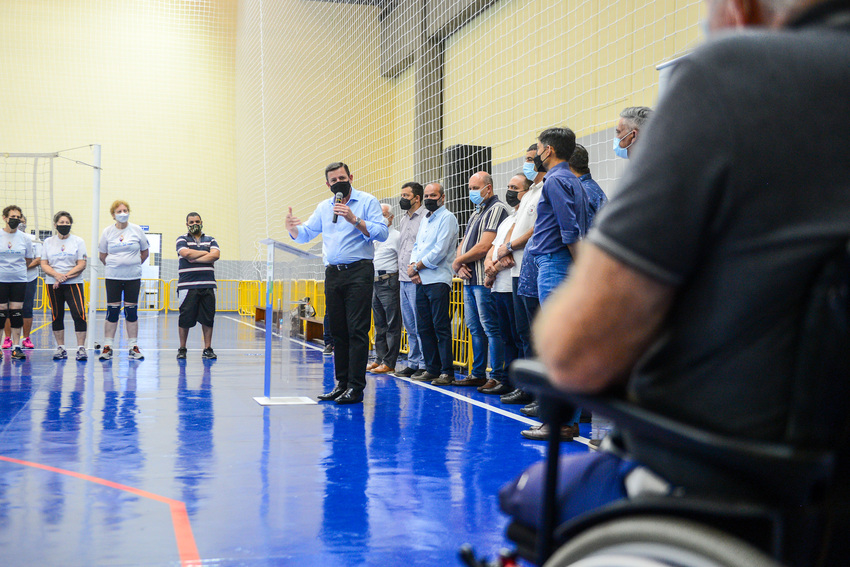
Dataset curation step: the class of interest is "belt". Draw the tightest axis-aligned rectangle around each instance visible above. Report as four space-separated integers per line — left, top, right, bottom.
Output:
328 259 370 271
374 272 398 282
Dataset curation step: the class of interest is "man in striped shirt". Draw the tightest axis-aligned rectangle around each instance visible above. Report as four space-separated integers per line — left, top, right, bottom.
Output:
176 212 220 360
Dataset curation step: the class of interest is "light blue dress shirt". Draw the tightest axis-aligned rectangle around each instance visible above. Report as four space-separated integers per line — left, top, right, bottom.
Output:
292 189 388 266
409 206 459 286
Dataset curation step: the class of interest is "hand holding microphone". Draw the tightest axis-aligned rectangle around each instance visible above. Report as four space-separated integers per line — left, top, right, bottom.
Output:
332 192 344 223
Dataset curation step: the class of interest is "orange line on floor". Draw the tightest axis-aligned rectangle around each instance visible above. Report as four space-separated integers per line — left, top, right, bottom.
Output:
0 455 201 566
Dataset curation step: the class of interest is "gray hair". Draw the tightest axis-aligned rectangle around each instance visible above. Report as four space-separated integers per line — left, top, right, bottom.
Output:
620 106 653 130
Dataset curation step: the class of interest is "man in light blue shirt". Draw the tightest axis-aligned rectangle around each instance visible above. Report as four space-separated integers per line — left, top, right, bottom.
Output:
285 162 388 405
407 182 459 383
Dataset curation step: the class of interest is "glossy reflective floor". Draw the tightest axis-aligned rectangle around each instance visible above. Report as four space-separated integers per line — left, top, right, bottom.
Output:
0 313 589 566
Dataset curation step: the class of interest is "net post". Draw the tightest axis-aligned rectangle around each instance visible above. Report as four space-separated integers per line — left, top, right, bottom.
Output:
86 145 101 351
263 241 274 398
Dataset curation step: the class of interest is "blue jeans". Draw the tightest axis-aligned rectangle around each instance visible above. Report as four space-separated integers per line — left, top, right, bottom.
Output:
512 277 538 360
463 284 504 381
399 281 424 369
534 249 573 304
492 291 519 385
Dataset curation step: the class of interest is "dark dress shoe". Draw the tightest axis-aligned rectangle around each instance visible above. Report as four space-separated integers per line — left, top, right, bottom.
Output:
410 369 427 379
451 376 488 387
501 389 535 405
394 367 417 378
335 388 364 405
482 382 513 395
317 384 347 401
430 374 455 386
412 371 439 382
477 378 499 392
521 423 580 441
520 401 539 417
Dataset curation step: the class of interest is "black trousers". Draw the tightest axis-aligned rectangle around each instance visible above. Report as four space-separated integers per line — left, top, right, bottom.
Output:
415 282 454 376
372 274 401 367
325 260 373 392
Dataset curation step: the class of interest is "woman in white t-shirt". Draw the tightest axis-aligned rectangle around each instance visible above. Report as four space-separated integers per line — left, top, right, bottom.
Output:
1 214 42 351
0 205 34 360
41 211 88 361
97 200 149 361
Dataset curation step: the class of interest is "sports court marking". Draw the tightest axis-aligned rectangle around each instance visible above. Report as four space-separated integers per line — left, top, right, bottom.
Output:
0 455 201 566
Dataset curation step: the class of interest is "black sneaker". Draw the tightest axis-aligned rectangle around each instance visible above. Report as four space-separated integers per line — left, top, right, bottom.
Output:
202 347 217 360
177 347 187 360
11 346 26 360
322 344 334 356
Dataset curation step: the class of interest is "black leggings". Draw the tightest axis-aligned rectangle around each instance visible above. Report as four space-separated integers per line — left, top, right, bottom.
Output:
47 283 87 332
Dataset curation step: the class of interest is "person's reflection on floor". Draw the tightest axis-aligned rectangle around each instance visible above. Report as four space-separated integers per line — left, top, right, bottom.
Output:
95 361 142 525
0 355 33 526
321 405 369 563
39 359 85 525
175 359 214 516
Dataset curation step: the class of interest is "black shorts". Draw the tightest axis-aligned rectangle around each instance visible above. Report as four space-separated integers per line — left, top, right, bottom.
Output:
0 282 27 304
178 288 216 328
105 279 141 305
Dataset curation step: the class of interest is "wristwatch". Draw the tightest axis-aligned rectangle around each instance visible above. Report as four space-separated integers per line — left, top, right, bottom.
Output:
353 217 362 227
506 241 513 252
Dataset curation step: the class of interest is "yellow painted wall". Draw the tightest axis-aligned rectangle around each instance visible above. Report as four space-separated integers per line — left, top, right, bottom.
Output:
0 0 236 265
444 0 703 165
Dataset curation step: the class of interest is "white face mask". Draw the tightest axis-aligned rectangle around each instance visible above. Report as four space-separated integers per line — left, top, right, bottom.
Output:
115 212 130 223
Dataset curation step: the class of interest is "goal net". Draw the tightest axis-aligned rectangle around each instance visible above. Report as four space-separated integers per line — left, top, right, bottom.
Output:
0 153 56 240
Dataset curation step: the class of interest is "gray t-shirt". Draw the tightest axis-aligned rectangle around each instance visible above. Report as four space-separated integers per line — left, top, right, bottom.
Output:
588 17 850 480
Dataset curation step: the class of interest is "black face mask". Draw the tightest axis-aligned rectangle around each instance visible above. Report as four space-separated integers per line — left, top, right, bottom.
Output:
399 197 412 210
330 180 352 197
56 225 72 236
533 152 548 173
424 198 441 212
505 190 521 208
7 218 21 229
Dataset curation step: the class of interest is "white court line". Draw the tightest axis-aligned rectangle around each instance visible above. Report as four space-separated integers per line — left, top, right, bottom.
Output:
221 314 599 443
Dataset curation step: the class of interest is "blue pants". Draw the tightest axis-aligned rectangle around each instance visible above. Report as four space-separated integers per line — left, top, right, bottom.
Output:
534 249 573 304
399 281 424 369
492 291 519 385
512 277 538 359
463 284 504 381
416 283 454 376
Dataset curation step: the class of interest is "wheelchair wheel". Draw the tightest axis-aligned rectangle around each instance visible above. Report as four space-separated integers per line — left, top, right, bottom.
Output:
542 516 784 567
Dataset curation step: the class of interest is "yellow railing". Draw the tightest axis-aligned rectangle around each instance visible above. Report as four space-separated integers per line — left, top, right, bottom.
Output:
167 279 243 312
236 277 474 373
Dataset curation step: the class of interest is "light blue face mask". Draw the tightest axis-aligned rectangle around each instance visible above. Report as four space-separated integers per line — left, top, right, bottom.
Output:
613 131 634 159
522 162 537 182
469 189 484 206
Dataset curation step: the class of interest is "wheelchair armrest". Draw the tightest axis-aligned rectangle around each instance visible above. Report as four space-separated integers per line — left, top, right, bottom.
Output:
509 359 835 506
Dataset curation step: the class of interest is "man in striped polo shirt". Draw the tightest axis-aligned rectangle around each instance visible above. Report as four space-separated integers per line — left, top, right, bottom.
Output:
176 212 220 360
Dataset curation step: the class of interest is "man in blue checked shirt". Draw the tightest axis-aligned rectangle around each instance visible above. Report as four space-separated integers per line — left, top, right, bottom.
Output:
407 182 459 385
286 162 388 405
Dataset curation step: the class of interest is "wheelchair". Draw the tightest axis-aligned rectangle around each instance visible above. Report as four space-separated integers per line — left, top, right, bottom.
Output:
471 242 850 567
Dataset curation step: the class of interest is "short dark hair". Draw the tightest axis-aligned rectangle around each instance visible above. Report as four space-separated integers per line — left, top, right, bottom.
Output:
325 162 351 180
53 211 73 224
527 143 538 152
569 144 590 175
538 127 576 161
402 182 423 201
186 212 202 222
3 205 22 218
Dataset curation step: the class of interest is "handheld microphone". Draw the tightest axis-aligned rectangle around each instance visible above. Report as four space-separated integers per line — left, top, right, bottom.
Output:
332 192 343 223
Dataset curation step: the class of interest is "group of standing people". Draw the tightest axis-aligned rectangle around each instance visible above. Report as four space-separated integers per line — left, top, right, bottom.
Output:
287 112 649 407
0 200 220 362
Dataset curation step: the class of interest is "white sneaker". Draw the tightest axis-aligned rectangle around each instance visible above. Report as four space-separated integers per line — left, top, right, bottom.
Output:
129 345 144 360
53 346 67 360
76 347 88 361
98 345 113 360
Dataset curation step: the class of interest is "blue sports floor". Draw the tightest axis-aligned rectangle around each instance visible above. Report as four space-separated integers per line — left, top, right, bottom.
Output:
0 312 590 566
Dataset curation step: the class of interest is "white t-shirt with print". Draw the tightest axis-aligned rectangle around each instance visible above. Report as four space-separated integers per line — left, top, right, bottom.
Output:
43 235 88 284
511 182 544 278
0 230 35 283
98 223 149 280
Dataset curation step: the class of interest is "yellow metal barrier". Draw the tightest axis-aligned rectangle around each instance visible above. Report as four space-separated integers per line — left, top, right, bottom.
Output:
166 279 242 312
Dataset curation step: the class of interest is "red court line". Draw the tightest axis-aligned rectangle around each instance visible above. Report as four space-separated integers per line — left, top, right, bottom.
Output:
0 455 201 566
